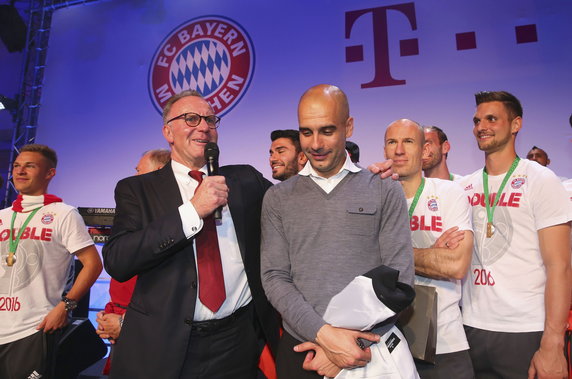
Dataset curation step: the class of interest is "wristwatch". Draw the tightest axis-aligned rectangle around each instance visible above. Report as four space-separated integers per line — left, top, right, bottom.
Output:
61 295 78 312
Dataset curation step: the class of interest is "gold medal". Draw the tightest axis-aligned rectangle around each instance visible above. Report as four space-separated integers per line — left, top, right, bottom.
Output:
486 222 494 238
6 252 15 266
7 206 43 269
482 157 520 240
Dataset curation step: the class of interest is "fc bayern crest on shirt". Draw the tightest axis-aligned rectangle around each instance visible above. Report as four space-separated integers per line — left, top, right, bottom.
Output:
427 198 439 212
148 15 255 117
41 213 55 225
511 177 526 189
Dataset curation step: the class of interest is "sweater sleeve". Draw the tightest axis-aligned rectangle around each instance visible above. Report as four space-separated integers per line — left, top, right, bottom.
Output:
378 178 415 287
260 185 326 341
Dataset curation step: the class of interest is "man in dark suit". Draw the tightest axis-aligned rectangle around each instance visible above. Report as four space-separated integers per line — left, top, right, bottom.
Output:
102 90 279 378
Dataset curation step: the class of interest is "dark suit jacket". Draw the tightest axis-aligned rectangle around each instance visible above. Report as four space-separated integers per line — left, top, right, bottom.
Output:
102 162 279 378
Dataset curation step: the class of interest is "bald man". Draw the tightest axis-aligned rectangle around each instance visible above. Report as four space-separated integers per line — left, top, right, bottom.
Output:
261 84 414 378
385 119 474 378
135 149 171 175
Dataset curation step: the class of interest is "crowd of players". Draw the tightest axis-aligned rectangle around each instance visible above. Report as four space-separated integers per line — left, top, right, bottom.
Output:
1 86 571 379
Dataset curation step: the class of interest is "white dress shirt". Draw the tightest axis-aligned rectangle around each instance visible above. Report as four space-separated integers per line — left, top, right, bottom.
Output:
298 152 361 193
171 160 251 321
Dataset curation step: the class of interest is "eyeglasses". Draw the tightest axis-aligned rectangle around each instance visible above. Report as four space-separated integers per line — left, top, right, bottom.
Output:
166 112 221 129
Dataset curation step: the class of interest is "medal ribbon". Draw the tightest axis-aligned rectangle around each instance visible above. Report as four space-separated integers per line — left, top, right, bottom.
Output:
482 156 520 228
408 177 425 219
9 207 43 257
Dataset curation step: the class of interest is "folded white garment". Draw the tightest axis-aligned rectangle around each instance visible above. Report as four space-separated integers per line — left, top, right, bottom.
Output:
322 268 419 379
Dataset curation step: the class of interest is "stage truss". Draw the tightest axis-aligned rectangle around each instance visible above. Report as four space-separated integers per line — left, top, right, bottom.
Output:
3 0 104 207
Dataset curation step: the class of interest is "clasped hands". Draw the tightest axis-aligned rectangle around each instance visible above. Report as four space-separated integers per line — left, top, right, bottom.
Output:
96 311 123 344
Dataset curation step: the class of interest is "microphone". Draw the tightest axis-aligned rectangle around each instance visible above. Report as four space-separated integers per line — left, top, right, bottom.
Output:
205 142 222 221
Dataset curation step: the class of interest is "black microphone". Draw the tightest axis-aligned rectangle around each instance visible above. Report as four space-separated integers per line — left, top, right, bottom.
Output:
205 142 222 221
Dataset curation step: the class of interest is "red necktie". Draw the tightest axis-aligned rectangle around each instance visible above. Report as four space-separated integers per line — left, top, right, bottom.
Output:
189 170 226 312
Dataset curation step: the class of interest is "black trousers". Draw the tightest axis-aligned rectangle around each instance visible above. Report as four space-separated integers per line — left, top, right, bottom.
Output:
276 330 321 379
180 304 260 379
415 349 475 379
465 325 543 379
0 330 61 379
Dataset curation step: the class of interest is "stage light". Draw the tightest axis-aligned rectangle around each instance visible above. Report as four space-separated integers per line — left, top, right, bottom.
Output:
0 95 18 121
0 95 17 112
0 5 27 53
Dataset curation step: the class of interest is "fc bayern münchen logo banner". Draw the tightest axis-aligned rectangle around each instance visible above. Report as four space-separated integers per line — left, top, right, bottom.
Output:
148 15 255 117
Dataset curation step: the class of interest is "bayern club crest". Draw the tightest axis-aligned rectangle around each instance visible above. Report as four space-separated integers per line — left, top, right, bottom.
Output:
41 213 54 225
427 198 439 212
148 15 255 117
511 177 526 189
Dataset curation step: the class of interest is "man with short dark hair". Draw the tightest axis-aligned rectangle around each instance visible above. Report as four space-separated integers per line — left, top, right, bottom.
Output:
422 126 460 181
0 144 103 379
269 129 307 181
261 84 415 378
345 141 360 164
526 146 569 181
461 91 572 378
103 90 279 378
526 145 550 167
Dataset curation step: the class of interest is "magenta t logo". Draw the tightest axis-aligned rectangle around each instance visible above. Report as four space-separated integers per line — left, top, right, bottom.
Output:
345 3 417 88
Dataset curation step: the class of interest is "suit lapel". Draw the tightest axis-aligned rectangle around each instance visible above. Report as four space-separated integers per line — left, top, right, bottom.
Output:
148 162 197 265
149 161 184 211
224 170 247 262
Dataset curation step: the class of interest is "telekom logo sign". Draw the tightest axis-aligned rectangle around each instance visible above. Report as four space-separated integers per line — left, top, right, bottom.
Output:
345 2 538 88
345 3 417 88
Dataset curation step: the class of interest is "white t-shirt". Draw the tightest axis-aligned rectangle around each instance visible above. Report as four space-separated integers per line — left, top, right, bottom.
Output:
0 201 93 344
563 179 572 246
563 179 572 200
407 178 472 354
460 159 572 332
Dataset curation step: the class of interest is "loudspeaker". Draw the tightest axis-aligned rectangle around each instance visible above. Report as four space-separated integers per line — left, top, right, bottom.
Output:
0 5 27 52
53 318 108 379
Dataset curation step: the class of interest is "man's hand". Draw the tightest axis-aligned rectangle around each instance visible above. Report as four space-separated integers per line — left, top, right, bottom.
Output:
190 175 228 218
432 226 465 249
367 159 398 180
528 344 567 379
531 223 571 379
315 324 379 369
37 301 68 333
295 341 342 378
96 311 123 343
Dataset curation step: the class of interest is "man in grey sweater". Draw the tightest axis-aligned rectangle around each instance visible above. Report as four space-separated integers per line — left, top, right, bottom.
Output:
261 84 414 378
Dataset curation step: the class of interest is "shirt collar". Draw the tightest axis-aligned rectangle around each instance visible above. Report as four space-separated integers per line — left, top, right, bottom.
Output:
171 159 207 184
298 152 361 178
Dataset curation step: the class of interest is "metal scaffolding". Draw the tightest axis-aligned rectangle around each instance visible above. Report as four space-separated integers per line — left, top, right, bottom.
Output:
3 0 103 208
